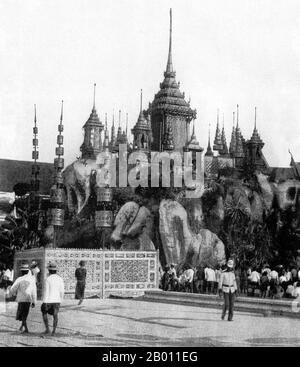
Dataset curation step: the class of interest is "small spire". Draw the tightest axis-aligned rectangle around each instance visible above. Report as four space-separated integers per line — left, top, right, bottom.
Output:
166 8 173 73
236 104 239 127
93 83 96 109
105 113 108 130
254 106 257 130
118 109 121 127
60 100 64 125
34 104 37 126
233 111 235 127
205 123 213 157
217 108 220 126
112 109 115 127
191 120 196 139
140 89 143 112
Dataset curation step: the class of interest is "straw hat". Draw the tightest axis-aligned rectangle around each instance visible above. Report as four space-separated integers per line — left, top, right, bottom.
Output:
20 263 30 271
47 262 57 271
227 259 234 268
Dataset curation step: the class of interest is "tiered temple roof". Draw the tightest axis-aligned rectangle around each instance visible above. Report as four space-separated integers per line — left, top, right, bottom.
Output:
150 9 196 120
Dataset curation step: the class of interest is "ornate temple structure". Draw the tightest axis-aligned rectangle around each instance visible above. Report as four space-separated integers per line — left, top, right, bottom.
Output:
149 9 197 153
204 105 269 179
80 84 104 159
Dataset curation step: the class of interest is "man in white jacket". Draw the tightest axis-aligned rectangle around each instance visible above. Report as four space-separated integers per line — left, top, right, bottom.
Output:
9 263 37 333
41 262 64 336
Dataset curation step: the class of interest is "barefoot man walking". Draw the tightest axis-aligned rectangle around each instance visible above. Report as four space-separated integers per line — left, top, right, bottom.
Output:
9 263 37 333
41 262 64 336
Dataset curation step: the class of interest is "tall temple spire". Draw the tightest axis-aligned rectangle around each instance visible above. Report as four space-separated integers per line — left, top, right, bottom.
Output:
220 114 228 155
93 83 96 110
110 110 116 150
132 89 152 151
235 104 245 160
205 123 213 157
31 104 40 192
213 109 222 152
150 8 196 152
249 106 264 146
117 109 122 140
80 84 103 159
229 111 237 156
104 113 110 151
166 8 173 73
49 100 65 234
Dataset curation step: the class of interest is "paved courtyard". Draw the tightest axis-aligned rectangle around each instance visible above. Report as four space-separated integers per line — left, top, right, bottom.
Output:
0 298 299 347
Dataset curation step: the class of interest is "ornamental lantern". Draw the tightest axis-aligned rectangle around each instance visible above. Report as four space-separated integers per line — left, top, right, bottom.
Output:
95 114 114 230
48 100 65 229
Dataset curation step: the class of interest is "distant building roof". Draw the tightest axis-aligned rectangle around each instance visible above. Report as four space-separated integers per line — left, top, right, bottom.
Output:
268 167 298 182
0 158 54 195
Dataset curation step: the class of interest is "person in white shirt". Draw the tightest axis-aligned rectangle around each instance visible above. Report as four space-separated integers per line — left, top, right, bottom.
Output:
219 259 237 321
205 265 216 294
178 266 194 292
293 281 300 298
249 267 260 297
9 263 37 333
41 262 64 336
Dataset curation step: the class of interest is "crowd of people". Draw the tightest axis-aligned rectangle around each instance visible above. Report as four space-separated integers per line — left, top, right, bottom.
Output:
159 262 300 299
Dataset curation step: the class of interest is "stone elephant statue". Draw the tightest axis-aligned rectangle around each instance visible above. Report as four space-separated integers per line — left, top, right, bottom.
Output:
63 159 99 214
111 201 155 251
159 199 226 267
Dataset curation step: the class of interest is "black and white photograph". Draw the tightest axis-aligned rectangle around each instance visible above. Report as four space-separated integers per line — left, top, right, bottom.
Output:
0 0 300 354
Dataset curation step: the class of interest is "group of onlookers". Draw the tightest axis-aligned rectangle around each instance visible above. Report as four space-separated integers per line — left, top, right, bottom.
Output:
242 264 300 299
159 262 300 299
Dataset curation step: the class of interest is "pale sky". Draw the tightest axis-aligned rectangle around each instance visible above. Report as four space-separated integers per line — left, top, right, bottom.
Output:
1 0 300 168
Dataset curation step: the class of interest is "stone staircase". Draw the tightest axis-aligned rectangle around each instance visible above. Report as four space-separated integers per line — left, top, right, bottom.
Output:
142 290 300 318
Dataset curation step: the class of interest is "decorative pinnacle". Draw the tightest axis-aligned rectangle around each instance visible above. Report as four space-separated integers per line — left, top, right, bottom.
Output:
60 100 64 125
118 110 121 127
236 104 239 127
254 106 257 130
105 113 107 130
233 111 235 127
217 109 219 126
140 89 143 112
166 8 173 73
112 109 115 127
34 104 37 126
93 83 96 109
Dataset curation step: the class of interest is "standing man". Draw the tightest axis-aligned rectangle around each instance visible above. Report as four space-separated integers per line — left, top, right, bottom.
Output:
9 263 37 333
41 262 64 336
75 260 87 305
204 265 216 294
30 260 40 284
219 259 237 321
